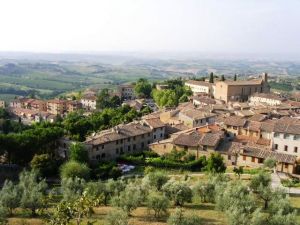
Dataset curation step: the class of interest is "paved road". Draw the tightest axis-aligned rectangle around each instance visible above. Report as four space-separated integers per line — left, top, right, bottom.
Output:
271 172 300 195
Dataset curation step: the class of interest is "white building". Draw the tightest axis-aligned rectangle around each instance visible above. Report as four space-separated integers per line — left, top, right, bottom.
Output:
185 80 214 96
272 119 300 156
81 96 97 110
249 93 285 106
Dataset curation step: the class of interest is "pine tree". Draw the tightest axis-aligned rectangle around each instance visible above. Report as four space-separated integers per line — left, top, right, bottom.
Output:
234 74 237 81
209 72 214 83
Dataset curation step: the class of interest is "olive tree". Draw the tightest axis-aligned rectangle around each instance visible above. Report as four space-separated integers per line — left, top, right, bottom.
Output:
111 182 143 215
0 206 8 225
162 180 192 206
143 171 169 191
61 177 86 202
167 208 202 225
146 191 169 218
105 209 129 225
84 181 105 206
193 180 215 203
0 180 21 216
18 170 47 216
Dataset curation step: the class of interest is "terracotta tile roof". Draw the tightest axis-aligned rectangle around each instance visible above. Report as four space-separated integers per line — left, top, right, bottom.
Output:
144 118 165 128
236 110 255 117
223 141 244 155
173 131 221 147
224 116 247 127
192 96 216 105
249 114 268 122
180 108 216 120
242 147 296 164
85 122 152 145
244 121 261 132
274 123 300 135
260 120 276 132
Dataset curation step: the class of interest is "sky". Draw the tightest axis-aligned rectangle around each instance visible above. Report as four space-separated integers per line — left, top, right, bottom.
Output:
0 0 299 56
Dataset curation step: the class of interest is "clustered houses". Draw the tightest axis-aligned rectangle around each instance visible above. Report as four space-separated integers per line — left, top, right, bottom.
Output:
83 118 165 162
8 97 82 123
149 124 224 158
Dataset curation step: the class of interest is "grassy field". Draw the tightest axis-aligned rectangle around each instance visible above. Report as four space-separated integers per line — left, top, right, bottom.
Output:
7 196 300 225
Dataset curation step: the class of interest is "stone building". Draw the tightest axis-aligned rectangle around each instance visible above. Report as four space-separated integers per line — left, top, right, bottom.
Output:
84 120 165 162
214 73 270 103
118 84 135 100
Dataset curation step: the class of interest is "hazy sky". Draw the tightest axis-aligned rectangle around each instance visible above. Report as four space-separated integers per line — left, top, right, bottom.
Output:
0 0 299 55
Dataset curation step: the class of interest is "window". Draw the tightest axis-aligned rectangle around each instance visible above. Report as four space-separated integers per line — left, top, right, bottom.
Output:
127 146 131 151
142 134 145 138
102 145 104 149
233 126 237 130
294 135 300 140
101 153 106 158
154 128 157 132
251 157 255 163
116 148 119 154
133 144 136 150
128 137 131 142
274 133 279 137
154 135 156 139
243 155 246 161
275 144 278 150
160 133 163 138
203 146 207 151
163 144 166 149
284 134 290 139
228 155 231 160
116 140 119 144
284 145 288 151
258 158 264 163
294 147 298 153
120 139 123 144
133 137 136 141
184 146 188 151
141 142 144 148
120 147 123 154
148 133 150 137
285 163 288 169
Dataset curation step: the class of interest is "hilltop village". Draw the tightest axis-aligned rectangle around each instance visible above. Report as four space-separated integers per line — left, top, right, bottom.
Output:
2 72 300 175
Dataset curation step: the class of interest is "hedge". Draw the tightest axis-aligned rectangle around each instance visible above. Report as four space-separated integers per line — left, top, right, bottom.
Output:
118 153 206 172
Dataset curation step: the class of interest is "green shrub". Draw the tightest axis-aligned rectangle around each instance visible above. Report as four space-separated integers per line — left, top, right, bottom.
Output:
60 160 90 180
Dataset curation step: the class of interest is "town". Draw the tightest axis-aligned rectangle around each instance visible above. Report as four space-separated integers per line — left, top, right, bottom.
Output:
2 72 300 175
1 70 300 224
1 0 300 224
